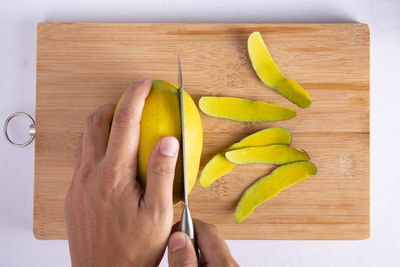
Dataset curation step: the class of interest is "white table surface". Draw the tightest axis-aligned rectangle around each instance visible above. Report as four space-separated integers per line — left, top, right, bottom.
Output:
1 0 399 266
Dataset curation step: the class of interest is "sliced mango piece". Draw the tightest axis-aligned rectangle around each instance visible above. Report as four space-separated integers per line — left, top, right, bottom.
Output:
277 78 311 109
199 96 296 122
248 32 285 88
199 128 291 187
199 153 234 188
248 31 312 108
235 161 317 223
230 128 291 150
225 144 309 165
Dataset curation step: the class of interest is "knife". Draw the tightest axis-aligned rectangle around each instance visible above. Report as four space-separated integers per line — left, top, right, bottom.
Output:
177 55 201 265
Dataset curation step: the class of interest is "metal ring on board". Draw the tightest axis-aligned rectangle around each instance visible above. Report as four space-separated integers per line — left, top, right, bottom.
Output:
3 112 36 148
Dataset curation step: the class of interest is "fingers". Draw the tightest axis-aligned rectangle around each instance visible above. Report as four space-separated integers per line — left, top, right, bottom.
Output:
81 103 115 164
168 220 238 267
195 219 238 266
144 136 179 212
168 232 198 267
106 77 152 171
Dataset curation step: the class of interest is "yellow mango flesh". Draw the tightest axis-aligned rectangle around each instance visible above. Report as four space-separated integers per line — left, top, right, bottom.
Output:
225 144 309 165
116 80 203 204
199 96 296 122
235 161 317 223
248 31 312 108
277 78 311 109
199 128 291 187
248 32 285 88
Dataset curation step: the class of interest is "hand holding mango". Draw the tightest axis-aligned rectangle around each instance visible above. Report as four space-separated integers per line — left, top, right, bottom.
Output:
65 77 181 266
65 77 237 267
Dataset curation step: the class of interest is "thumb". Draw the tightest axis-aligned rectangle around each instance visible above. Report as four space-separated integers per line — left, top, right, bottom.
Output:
168 232 198 267
144 136 179 212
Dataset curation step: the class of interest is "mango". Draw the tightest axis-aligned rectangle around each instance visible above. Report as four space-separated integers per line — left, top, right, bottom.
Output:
199 96 296 122
248 31 312 108
115 80 203 204
235 161 317 223
225 144 309 165
199 128 291 187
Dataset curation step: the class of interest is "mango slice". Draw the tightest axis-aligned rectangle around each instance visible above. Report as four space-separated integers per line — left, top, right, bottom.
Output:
225 145 309 165
115 80 203 204
199 128 291 187
248 31 312 108
235 161 317 223
199 96 296 122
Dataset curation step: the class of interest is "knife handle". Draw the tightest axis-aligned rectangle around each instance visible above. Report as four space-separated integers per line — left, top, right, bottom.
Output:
190 235 201 267
180 205 201 266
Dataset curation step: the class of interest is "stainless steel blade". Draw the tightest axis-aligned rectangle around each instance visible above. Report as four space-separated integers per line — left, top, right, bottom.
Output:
178 55 188 205
178 55 200 265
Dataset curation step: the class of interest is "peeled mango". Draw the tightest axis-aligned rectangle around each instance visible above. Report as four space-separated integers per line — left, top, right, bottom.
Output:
199 96 296 122
115 80 203 204
235 161 317 223
199 128 291 187
248 31 312 108
225 144 309 165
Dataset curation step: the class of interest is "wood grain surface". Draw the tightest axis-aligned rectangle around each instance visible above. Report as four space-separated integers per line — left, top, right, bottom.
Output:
34 23 370 240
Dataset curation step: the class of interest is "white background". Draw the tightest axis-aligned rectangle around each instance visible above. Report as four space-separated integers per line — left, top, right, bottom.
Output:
1 0 399 266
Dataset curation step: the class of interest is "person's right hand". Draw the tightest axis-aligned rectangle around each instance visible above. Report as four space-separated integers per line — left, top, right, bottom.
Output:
168 219 239 267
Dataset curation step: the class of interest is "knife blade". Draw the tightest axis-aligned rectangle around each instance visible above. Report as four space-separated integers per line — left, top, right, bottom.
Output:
177 55 200 264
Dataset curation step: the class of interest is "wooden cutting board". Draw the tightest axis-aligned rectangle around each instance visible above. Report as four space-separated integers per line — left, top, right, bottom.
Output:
34 23 370 240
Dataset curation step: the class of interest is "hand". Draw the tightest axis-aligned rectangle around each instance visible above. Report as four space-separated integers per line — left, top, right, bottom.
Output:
168 219 239 267
64 77 180 267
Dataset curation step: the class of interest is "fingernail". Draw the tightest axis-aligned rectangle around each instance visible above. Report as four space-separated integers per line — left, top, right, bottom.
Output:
169 232 186 252
136 76 150 83
160 136 179 157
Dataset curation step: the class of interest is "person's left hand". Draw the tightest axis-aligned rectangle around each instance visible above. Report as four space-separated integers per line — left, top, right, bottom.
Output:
64 77 180 267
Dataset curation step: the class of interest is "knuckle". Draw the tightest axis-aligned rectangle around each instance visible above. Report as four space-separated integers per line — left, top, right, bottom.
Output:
149 160 175 177
93 183 112 201
113 108 139 129
77 163 93 183
99 168 116 188
94 165 125 198
101 163 127 185
86 111 106 128
146 207 172 222
101 165 116 180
